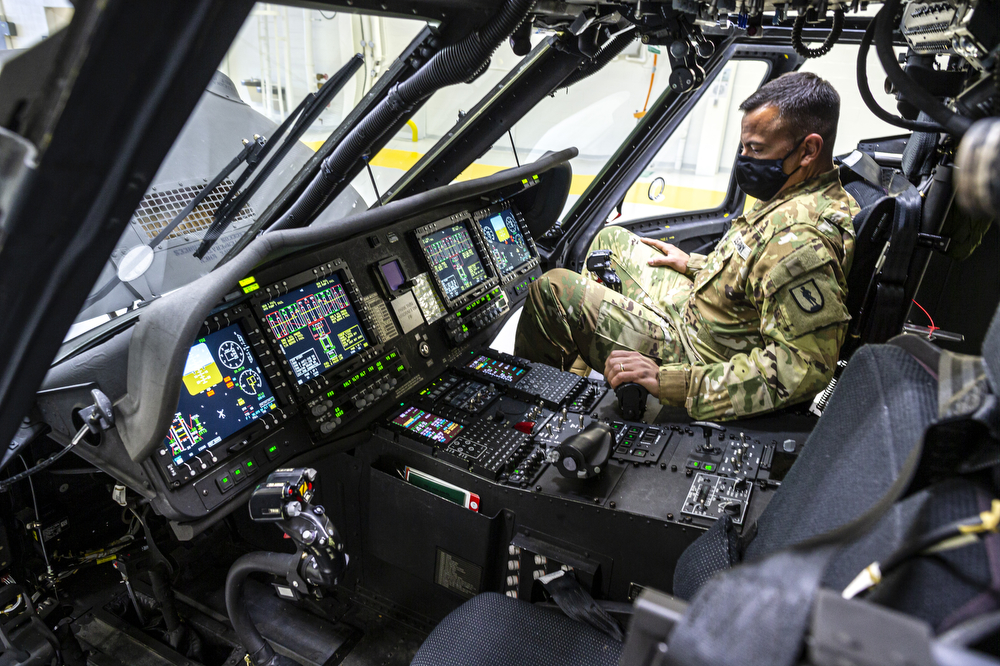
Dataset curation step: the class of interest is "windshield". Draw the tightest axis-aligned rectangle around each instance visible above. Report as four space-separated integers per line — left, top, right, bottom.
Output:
69 6 429 338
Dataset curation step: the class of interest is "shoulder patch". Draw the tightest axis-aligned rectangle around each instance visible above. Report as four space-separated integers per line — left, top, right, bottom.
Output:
789 279 823 313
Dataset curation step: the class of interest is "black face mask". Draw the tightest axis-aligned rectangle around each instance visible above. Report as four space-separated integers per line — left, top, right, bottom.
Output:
734 136 806 201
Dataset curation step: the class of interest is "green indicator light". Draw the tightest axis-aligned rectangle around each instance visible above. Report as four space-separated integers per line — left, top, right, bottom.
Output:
691 462 700 468
334 407 344 417
268 446 277 454
704 464 714 472
396 364 405 372
246 461 254 468
222 477 229 483
233 469 242 476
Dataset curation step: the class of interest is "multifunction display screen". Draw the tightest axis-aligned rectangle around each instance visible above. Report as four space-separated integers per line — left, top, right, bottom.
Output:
419 222 488 301
477 208 532 275
259 275 370 385
466 354 527 384
166 324 277 466
391 406 463 445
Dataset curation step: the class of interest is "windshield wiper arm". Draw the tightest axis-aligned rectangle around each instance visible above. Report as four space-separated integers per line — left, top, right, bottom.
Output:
193 53 363 260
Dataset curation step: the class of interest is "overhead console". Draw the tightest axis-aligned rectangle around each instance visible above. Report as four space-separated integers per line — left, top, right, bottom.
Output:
38 151 578 536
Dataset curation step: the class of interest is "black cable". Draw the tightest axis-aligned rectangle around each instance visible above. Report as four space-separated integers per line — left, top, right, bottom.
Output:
319 10 337 20
856 14 947 133
130 504 175 577
846 501 1000 599
20 455 57 602
874 0 972 137
363 154 382 206
508 129 520 167
791 9 844 59
0 427 88 493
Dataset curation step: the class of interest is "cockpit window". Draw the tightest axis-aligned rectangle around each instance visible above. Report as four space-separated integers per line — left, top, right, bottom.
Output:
69 6 428 339
611 59 769 224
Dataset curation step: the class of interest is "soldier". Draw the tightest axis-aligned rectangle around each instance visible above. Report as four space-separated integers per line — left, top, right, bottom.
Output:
514 72 860 420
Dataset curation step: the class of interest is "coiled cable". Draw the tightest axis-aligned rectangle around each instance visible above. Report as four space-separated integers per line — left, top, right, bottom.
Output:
874 0 972 137
791 8 844 59
856 11 947 133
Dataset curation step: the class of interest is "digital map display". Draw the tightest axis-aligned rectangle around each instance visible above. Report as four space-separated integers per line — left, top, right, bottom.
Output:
166 324 277 466
260 275 371 385
419 222 487 301
391 406 463 445
477 208 532 274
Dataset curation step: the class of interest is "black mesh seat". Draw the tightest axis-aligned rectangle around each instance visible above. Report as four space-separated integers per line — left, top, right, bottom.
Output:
410 592 623 666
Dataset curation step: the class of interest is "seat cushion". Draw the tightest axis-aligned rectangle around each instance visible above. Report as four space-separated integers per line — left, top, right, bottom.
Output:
411 592 623 666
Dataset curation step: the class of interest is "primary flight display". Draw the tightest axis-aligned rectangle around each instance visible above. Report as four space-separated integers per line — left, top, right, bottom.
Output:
166 324 277 466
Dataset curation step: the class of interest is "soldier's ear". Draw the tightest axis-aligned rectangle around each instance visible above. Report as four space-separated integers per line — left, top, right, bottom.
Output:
799 134 824 166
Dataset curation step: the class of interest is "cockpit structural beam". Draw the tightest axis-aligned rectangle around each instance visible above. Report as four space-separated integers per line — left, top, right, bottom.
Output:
0 0 254 453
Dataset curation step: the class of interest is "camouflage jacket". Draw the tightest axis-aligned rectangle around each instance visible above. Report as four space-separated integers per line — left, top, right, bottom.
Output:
659 169 859 419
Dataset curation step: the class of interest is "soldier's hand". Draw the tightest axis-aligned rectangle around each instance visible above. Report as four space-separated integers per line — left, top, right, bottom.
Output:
604 350 660 398
641 238 689 274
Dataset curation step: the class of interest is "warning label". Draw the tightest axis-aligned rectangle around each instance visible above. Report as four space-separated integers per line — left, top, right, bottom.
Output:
435 548 482 599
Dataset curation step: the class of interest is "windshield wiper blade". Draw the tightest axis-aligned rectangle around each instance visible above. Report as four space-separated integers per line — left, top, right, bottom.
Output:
193 53 363 260
80 137 261 310
208 88 313 224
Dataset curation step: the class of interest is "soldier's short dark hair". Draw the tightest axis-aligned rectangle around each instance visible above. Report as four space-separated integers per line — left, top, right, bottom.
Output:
739 72 840 151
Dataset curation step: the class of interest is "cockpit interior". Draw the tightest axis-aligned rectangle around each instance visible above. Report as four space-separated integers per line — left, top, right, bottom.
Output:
0 0 998 664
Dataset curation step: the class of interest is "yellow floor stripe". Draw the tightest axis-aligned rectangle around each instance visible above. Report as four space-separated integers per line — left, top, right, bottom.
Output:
301 142 729 212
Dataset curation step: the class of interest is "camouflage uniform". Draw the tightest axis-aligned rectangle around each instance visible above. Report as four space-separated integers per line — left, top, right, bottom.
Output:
514 169 859 420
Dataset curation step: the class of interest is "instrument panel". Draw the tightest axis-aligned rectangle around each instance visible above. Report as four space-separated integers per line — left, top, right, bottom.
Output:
108 187 548 527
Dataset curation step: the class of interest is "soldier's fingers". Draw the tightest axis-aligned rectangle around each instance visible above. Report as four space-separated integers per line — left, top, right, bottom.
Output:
640 237 670 253
646 256 677 268
604 356 622 382
604 351 634 382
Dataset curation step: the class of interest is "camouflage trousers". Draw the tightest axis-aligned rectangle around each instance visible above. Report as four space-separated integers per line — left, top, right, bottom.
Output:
514 227 694 373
